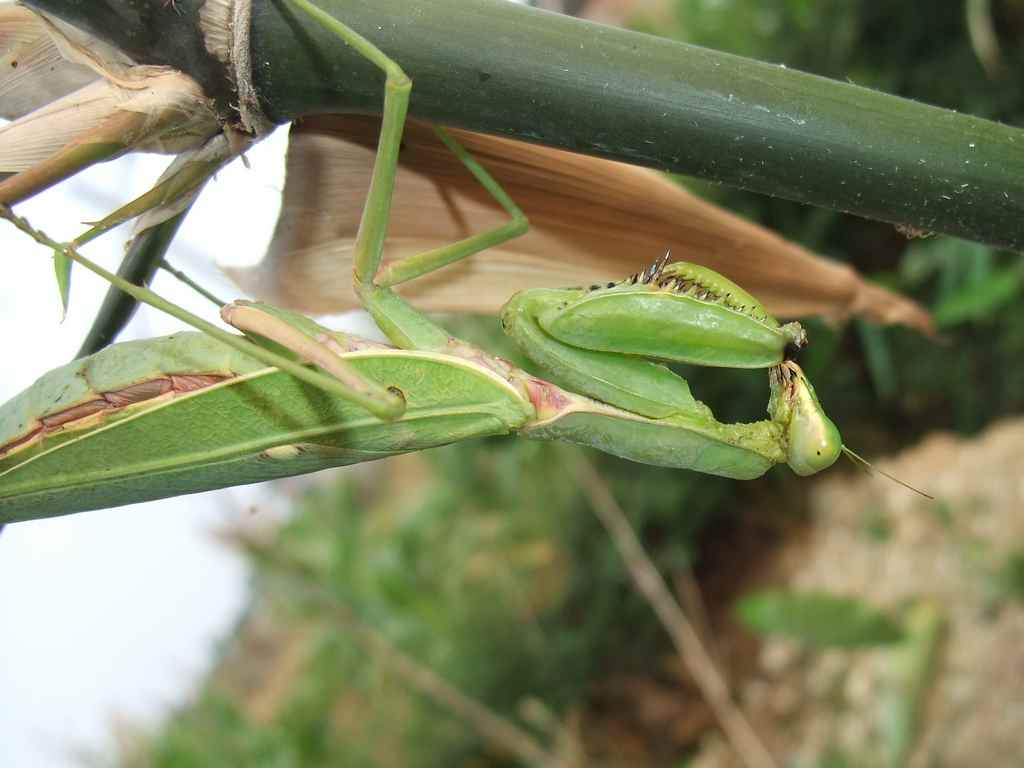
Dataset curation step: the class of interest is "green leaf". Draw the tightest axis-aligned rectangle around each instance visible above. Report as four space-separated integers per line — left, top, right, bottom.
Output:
53 248 71 321
932 264 1024 328
995 550 1024 604
736 590 905 648
856 320 897 401
880 600 945 767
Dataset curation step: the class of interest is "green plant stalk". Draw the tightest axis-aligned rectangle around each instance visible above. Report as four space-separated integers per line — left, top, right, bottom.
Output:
23 0 1024 250
75 210 189 359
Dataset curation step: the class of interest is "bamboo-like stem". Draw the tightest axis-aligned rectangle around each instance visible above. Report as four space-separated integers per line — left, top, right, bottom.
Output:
23 0 1024 250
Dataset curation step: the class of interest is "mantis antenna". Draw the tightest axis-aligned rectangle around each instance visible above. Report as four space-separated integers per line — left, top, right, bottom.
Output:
840 445 933 500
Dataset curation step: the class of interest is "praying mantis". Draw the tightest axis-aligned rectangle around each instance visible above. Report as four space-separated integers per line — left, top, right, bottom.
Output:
0 0 862 525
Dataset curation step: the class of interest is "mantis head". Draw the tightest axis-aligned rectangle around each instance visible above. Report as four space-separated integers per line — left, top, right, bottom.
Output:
769 360 842 476
768 361 933 497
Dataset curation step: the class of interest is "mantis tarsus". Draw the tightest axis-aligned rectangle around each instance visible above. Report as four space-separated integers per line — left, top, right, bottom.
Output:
0 0 900 525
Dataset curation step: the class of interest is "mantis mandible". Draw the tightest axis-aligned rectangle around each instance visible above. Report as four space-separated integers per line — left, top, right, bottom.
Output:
0 0 862 524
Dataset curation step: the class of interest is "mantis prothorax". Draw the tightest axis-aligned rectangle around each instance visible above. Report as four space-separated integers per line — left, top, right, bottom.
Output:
0 0 913 524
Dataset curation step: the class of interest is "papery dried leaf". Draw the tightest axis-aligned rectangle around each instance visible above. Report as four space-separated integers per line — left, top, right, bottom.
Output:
31 8 141 85
0 6 218 207
131 132 238 238
0 79 129 173
232 116 932 332
0 71 217 205
0 5 96 120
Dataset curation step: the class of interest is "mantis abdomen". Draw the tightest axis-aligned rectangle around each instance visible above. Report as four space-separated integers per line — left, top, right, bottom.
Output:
0 334 533 521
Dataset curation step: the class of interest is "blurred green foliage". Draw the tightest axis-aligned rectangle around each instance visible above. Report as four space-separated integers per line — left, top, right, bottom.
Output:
131 432 747 766
735 590 905 648
995 550 1024 604
126 2 1024 765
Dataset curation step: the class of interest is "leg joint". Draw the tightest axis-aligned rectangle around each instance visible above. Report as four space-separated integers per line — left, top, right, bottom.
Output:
509 211 530 237
386 69 412 92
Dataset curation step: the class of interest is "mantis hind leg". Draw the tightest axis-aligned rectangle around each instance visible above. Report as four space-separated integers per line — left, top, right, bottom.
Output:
286 1 528 352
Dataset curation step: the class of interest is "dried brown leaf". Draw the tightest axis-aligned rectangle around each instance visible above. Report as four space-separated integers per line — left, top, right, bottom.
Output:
0 70 218 205
0 5 96 121
231 115 932 332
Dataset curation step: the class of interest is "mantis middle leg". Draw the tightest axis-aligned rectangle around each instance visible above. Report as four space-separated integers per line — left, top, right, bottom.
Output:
283 0 528 353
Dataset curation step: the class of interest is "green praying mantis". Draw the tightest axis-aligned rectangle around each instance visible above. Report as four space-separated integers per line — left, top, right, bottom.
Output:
0 0 913 525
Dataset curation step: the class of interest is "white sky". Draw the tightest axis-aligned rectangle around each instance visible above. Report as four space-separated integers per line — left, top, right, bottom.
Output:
0 128 343 767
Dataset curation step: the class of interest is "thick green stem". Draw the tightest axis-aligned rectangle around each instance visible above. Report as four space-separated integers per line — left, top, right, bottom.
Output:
22 0 1024 250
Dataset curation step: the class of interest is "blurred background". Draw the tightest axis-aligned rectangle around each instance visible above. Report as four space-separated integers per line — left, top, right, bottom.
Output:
4 0 1024 766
